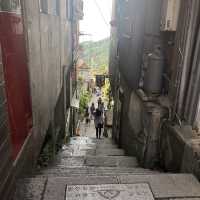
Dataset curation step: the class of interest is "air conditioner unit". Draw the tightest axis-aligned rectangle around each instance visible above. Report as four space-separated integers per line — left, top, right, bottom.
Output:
160 0 181 31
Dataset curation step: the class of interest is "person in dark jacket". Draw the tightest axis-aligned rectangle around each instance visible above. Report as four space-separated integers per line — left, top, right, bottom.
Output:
85 106 90 125
94 108 103 139
90 103 95 120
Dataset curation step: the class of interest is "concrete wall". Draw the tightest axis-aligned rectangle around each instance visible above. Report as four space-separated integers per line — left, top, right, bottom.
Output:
22 0 73 156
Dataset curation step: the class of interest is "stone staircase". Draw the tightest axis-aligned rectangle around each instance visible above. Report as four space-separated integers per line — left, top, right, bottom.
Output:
13 136 200 200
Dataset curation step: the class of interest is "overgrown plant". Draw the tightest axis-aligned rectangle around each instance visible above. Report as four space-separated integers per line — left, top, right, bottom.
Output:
102 79 112 107
79 89 92 116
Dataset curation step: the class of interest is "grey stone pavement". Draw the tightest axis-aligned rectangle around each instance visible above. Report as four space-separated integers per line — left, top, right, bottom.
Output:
13 103 200 199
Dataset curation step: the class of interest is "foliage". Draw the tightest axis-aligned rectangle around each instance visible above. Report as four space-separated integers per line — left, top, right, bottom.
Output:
80 38 110 69
92 65 108 76
102 79 112 105
79 89 92 115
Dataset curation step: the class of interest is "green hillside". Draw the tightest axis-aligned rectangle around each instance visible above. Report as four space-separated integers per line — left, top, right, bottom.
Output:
80 38 110 70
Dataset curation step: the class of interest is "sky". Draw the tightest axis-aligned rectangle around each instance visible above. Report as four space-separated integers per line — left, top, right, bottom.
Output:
80 0 112 42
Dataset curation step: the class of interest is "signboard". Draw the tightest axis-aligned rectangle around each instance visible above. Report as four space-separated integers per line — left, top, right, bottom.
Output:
96 75 105 87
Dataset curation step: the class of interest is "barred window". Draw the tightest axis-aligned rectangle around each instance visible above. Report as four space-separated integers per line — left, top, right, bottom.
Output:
0 0 21 13
39 0 48 14
66 0 72 20
52 0 60 16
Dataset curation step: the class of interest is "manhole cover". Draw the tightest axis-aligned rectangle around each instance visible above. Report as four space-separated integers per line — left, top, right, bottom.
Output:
66 183 154 199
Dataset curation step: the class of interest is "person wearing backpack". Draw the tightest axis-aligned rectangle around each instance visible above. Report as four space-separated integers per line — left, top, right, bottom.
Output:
94 108 103 139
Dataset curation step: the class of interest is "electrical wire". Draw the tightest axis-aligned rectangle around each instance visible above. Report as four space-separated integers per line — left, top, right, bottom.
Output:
93 0 110 27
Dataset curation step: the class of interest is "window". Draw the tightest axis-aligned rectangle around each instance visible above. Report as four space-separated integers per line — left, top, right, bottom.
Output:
52 0 60 16
0 0 21 13
39 0 48 13
66 0 73 20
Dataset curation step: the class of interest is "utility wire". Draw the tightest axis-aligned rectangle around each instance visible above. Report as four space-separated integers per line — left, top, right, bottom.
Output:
93 0 110 27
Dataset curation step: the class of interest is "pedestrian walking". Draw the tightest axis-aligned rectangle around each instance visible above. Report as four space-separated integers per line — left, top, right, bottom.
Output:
94 108 103 139
98 97 102 106
90 103 95 120
98 102 105 115
84 106 90 125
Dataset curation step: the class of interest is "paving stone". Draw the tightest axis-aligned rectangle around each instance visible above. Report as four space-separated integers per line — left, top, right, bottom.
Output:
65 183 155 200
13 178 47 200
96 138 115 144
118 174 200 199
43 176 119 200
85 156 138 167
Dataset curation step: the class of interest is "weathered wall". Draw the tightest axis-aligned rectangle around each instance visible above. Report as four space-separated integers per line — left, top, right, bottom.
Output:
159 123 200 179
117 0 146 89
22 0 73 157
115 79 167 168
110 0 167 169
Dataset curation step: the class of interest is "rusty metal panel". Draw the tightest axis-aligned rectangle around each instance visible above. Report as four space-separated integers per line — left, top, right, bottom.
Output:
118 0 146 89
170 0 200 124
143 0 163 53
160 0 181 31
185 25 200 125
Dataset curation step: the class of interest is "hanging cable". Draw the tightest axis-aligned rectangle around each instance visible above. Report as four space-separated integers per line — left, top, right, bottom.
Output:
93 0 110 27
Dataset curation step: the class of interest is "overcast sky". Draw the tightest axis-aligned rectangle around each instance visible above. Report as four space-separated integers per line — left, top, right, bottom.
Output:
80 0 112 42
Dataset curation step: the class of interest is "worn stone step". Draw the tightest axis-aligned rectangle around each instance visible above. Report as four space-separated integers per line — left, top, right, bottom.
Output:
95 148 125 156
60 148 125 157
95 138 115 144
34 167 159 177
68 137 96 145
45 155 139 168
85 156 139 167
13 174 200 200
96 143 118 149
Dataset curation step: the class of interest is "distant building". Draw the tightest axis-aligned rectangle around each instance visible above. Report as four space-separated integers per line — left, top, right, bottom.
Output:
76 59 91 81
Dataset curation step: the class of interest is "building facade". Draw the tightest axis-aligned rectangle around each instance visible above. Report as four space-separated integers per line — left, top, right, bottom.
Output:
110 0 200 176
0 0 83 198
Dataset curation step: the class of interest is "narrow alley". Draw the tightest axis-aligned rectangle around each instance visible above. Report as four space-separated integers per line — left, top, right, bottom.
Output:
1 0 200 199
13 112 200 199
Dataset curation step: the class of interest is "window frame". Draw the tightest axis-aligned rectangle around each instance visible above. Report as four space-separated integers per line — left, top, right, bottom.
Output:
52 0 60 16
66 0 73 20
0 0 21 13
39 0 48 14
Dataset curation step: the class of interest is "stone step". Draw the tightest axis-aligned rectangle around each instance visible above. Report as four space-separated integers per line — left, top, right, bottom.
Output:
95 138 116 145
60 149 125 156
96 143 118 149
13 174 200 200
50 154 139 168
34 167 159 177
95 148 125 156
85 156 139 167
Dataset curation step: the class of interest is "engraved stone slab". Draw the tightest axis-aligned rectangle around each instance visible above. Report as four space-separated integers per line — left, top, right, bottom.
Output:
66 184 155 200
